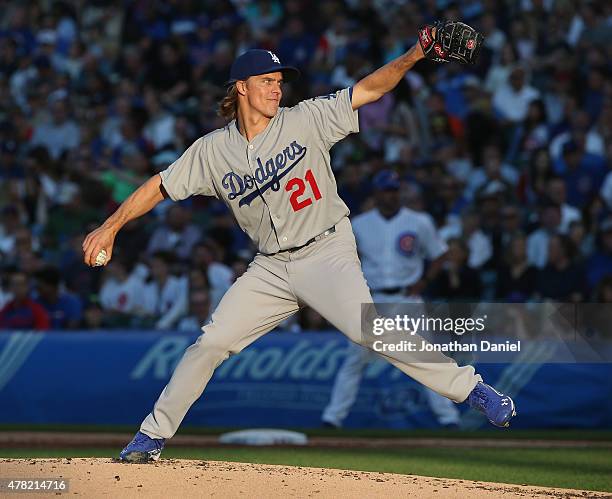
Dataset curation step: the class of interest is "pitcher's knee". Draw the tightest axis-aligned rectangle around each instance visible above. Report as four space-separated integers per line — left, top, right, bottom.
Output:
189 331 234 363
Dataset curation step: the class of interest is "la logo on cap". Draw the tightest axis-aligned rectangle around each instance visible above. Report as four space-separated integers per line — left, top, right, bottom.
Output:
268 51 281 64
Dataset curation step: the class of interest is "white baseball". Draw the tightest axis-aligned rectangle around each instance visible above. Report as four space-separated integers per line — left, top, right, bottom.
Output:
94 249 107 267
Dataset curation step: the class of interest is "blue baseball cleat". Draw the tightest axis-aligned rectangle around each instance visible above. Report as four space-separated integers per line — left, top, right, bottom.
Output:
119 431 165 463
467 382 517 428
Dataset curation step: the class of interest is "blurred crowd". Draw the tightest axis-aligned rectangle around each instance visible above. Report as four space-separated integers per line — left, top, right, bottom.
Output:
0 0 611 331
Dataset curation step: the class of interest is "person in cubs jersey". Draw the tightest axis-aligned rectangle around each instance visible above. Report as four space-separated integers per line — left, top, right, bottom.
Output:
321 170 460 428
83 42 516 463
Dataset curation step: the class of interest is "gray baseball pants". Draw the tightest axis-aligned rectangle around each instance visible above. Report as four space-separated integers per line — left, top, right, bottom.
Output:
141 217 481 439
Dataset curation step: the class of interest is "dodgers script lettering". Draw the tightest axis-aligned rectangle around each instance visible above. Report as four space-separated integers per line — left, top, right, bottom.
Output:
221 140 307 207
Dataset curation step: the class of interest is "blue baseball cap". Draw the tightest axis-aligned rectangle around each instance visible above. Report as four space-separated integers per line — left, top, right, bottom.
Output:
227 49 300 85
372 170 401 191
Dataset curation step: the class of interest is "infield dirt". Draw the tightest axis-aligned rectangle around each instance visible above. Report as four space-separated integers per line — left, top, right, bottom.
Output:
1 458 610 498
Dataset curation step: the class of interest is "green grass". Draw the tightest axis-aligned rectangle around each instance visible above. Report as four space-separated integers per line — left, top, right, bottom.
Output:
1 424 611 441
1 447 611 492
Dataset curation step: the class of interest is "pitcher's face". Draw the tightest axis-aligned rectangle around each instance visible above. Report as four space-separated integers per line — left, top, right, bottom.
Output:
241 72 283 118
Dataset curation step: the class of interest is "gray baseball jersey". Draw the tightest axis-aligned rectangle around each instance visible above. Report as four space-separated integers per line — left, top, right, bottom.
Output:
159 87 357 254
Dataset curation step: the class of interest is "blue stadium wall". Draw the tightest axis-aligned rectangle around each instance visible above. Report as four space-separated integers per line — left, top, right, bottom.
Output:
0 331 611 429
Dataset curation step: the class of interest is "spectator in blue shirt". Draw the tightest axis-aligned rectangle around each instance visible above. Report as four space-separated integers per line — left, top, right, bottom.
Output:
586 218 612 290
34 266 82 330
535 234 587 302
554 140 607 209
0 140 23 181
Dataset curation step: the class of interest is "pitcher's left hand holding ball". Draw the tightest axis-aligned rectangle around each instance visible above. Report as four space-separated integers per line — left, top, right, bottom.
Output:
83 225 116 267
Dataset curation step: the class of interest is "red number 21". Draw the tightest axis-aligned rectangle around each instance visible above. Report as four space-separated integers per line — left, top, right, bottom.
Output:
285 169 322 212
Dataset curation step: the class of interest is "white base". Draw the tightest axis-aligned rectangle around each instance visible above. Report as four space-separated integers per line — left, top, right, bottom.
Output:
218 429 308 446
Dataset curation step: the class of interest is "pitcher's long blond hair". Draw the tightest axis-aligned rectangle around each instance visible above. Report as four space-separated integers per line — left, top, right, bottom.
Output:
218 84 238 121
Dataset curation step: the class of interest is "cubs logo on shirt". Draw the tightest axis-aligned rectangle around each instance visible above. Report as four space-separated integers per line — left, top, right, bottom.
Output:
397 232 417 256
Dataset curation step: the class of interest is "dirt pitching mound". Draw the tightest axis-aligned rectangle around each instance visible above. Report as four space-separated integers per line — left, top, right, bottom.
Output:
0 458 608 498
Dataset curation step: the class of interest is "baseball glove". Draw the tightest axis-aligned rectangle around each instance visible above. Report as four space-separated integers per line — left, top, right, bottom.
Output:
418 21 484 65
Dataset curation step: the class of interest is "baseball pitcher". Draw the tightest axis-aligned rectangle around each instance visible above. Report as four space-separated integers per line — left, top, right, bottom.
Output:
82 22 514 463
